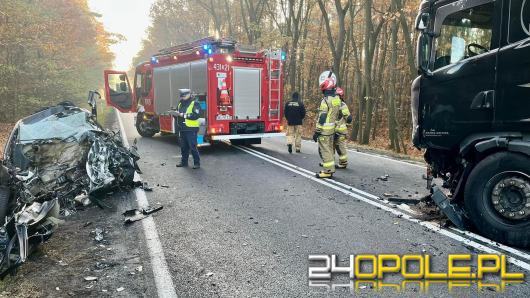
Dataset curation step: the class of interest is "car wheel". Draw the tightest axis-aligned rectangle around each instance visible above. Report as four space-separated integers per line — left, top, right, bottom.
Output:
136 113 156 138
464 151 530 247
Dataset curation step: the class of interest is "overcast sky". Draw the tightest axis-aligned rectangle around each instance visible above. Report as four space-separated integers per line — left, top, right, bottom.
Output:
88 0 155 70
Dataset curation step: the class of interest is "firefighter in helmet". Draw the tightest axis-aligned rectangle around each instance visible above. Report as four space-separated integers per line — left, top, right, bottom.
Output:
175 89 201 169
313 76 341 178
334 87 352 168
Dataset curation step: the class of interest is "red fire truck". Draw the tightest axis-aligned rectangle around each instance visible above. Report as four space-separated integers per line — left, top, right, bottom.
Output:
103 37 285 145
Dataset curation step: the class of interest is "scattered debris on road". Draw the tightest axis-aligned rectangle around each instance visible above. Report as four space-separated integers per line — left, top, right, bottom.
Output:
386 196 421 205
136 181 153 191
84 276 98 282
94 227 105 242
376 174 389 181
123 206 163 224
0 102 141 277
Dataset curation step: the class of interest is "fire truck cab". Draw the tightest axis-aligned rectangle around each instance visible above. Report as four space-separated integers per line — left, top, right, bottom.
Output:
103 37 285 145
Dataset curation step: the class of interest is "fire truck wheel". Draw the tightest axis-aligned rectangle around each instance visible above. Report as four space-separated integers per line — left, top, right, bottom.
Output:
464 151 530 247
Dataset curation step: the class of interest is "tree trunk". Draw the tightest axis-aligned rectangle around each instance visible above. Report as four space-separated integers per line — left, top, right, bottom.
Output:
388 14 400 152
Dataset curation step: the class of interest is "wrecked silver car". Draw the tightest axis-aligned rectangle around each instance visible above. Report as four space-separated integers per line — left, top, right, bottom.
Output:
0 102 140 276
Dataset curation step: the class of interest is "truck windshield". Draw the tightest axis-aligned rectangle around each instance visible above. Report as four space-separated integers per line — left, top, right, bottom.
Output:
433 2 494 70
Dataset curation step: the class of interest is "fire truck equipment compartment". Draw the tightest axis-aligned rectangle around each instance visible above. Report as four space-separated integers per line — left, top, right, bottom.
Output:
233 67 261 120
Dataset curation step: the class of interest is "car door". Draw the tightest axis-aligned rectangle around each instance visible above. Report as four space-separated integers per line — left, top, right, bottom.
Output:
495 0 530 131
420 0 500 149
103 70 136 113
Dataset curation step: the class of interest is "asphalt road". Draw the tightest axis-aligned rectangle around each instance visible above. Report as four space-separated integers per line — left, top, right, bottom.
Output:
118 112 530 297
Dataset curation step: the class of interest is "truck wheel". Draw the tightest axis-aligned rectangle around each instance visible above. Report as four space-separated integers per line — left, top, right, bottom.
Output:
464 151 530 247
136 113 156 138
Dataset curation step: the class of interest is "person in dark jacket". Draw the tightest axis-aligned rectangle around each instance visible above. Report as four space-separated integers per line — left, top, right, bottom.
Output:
174 89 201 169
284 91 306 153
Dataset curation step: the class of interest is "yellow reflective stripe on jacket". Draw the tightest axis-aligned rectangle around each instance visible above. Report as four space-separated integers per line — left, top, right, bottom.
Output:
316 96 341 133
335 101 351 133
331 97 341 107
336 126 348 133
179 101 200 128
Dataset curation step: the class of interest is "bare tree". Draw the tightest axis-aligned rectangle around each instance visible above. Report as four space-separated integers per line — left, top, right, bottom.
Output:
316 0 351 85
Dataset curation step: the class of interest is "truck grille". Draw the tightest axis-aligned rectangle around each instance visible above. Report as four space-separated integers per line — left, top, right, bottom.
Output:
230 122 265 134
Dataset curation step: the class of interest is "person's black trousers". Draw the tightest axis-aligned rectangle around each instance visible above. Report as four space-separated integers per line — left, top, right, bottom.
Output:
180 130 200 166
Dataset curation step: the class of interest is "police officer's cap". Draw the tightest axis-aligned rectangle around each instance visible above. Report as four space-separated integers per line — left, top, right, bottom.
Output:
179 89 191 97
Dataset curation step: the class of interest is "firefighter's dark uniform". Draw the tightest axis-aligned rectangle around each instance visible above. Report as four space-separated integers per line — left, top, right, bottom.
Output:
335 100 352 168
176 97 201 168
284 95 306 153
315 93 341 176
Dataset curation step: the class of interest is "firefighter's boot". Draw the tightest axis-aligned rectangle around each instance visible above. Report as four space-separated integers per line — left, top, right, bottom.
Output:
316 171 333 178
317 135 335 178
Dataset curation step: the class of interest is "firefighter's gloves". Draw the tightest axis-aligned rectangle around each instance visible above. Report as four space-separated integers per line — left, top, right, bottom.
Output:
313 132 320 142
346 115 353 124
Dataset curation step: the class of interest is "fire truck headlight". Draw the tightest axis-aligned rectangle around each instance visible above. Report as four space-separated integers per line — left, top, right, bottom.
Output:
210 128 216 134
279 125 284 131
226 55 233 63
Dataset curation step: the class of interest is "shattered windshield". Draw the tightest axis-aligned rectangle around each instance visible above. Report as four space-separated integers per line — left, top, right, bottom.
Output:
18 109 99 142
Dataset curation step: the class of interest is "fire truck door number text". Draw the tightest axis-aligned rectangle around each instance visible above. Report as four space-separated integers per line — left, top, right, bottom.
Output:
214 64 229 72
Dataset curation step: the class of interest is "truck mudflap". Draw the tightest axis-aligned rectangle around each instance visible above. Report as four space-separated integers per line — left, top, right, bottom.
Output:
431 186 468 229
211 133 285 141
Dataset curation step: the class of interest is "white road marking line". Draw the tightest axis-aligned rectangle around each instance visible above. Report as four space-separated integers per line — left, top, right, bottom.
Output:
116 110 178 298
234 145 530 271
301 139 426 169
254 143 530 261
449 227 530 263
242 146 420 216
347 149 427 169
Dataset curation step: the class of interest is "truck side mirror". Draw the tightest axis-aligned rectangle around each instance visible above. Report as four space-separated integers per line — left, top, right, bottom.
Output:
416 12 430 31
417 33 433 77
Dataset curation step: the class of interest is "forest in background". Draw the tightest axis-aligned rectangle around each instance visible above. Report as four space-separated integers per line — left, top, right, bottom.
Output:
0 0 117 122
133 0 421 154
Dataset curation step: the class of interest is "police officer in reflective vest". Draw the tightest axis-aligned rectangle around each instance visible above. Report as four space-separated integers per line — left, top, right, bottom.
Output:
175 89 201 169
334 87 352 169
313 77 341 178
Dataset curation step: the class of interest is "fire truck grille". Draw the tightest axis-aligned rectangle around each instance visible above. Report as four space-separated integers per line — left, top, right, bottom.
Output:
229 122 265 135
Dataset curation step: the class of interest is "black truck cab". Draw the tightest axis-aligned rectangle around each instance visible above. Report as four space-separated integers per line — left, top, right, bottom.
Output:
413 0 530 247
